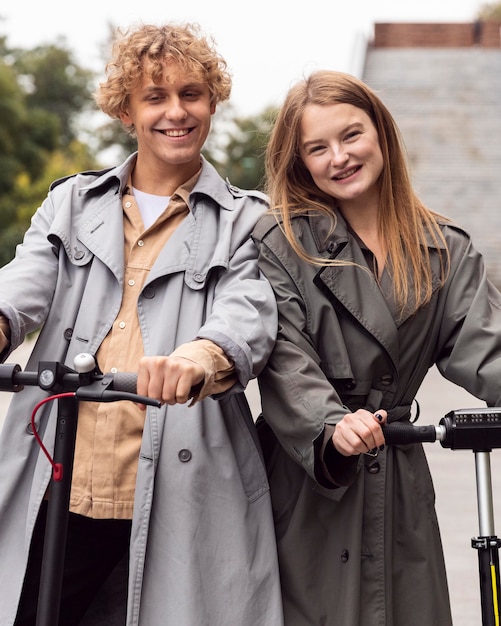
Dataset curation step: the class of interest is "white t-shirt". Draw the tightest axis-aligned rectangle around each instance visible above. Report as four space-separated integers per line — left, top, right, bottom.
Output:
132 187 171 230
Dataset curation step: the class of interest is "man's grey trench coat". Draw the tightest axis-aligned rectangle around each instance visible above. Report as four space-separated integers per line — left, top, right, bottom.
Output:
252 209 501 626
0 154 283 625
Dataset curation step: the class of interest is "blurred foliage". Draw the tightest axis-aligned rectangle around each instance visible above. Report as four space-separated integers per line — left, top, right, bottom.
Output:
12 43 95 147
477 2 501 19
95 117 138 158
0 31 98 265
205 105 276 192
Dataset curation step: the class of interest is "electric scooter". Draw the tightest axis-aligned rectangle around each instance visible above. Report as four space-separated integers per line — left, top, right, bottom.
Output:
384 410 501 626
0 353 161 626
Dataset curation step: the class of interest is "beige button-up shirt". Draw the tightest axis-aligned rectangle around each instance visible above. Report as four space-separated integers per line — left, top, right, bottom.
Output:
68 171 235 519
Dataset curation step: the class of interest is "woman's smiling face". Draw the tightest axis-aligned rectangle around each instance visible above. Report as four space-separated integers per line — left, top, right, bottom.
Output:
299 102 384 212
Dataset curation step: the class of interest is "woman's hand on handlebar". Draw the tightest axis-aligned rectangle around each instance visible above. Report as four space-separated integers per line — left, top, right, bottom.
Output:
332 409 387 457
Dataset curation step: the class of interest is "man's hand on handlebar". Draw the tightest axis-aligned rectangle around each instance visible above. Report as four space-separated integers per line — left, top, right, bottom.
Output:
136 356 205 410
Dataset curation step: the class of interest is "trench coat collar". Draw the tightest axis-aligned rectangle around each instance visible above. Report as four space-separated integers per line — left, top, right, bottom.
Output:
313 218 400 369
311 209 447 368
83 153 257 215
49 154 253 287
62 153 245 212
46 155 136 284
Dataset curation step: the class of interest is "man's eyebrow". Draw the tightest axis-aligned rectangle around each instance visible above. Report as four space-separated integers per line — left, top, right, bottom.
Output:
145 81 205 90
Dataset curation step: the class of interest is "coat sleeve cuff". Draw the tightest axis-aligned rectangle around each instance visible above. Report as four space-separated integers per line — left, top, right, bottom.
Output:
0 315 11 357
315 424 359 488
170 339 236 403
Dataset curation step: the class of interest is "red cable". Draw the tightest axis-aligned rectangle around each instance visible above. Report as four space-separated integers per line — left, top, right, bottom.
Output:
31 392 76 482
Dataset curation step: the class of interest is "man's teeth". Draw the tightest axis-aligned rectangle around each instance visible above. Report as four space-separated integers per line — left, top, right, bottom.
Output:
163 129 190 137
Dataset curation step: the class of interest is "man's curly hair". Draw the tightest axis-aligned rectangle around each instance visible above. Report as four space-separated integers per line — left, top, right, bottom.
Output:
95 22 232 134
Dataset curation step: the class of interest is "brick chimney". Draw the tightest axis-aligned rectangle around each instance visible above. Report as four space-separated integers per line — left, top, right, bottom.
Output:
373 22 501 48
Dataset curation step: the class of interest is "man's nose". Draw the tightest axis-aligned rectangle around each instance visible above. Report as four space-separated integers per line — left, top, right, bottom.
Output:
163 98 188 120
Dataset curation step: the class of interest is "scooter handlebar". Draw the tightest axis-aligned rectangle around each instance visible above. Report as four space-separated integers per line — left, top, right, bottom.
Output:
382 423 441 445
0 360 160 408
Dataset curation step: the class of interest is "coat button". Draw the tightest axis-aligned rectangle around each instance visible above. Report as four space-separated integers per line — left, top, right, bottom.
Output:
341 549 349 563
26 422 34 435
178 449 192 462
193 273 204 283
367 461 380 474
63 328 73 340
142 287 155 299
380 374 394 386
73 250 85 260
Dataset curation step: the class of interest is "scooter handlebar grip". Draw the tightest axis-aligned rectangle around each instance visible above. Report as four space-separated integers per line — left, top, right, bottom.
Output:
382 423 438 445
110 372 137 394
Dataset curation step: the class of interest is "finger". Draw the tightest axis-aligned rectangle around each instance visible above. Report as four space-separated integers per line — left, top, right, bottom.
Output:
358 429 382 453
136 362 152 399
161 358 204 405
137 356 168 404
370 412 387 449
333 423 370 456
135 364 152 411
170 376 193 405
373 410 388 424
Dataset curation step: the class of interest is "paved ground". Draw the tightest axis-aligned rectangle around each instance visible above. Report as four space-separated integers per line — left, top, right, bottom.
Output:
1 339 499 625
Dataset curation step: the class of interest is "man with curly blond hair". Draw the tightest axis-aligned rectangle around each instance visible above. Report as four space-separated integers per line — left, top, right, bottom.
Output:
0 22 283 625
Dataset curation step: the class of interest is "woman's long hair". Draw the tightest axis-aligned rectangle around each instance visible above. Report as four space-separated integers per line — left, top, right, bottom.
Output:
265 70 449 314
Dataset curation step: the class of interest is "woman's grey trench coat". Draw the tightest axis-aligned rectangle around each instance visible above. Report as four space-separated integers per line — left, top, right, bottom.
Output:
252 209 501 626
0 154 283 625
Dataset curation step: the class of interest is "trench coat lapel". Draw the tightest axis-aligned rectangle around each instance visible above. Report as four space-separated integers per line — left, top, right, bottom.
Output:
78 193 125 283
315 239 400 370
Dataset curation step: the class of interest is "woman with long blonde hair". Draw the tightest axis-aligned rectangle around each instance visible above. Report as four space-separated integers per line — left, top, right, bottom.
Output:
253 69 501 625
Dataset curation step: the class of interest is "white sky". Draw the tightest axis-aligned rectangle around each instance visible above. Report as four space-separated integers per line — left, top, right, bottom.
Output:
1 0 486 117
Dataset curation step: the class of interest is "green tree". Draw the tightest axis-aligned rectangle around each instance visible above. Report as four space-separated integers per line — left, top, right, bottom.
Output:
0 33 98 265
94 117 137 162
476 2 501 19
0 57 59 222
10 41 95 148
0 141 97 267
204 106 277 191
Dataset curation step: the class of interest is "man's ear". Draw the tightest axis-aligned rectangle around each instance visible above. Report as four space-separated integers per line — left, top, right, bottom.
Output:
119 109 132 125
210 102 216 115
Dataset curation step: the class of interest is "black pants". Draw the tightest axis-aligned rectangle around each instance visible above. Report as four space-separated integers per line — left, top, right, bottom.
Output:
15 500 131 626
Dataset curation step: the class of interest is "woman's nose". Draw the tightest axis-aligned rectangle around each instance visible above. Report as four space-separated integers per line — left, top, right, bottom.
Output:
330 147 349 167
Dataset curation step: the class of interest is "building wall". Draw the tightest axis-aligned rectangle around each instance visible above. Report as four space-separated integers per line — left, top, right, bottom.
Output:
373 22 501 48
362 23 501 285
